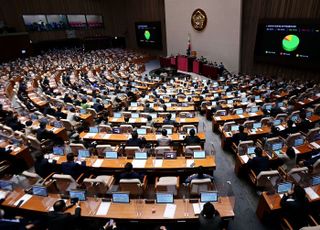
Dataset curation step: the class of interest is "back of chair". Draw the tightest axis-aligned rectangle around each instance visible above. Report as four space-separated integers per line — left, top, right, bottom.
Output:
222 121 236 132
275 113 288 123
124 146 141 158
189 178 213 196
155 146 171 158
288 167 309 184
313 159 320 175
69 143 86 155
83 175 114 197
96 145 114 157
185 145 202 156
87 108 97 118
238 140 254 155
27 135 42 150
306 127 320 142
52 174 77 194
243 121 254 130
256 170 280 187
119 178 143 196
120 125 133 134
61 119 73 131
156 177 179 196
286 133 304 148
181 125 197 133
99 125 112 133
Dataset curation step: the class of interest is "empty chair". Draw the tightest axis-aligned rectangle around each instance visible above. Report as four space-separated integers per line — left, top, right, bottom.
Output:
96 145 117 157
312 158 320 175
222 121 236 132
52 174 79 194
286 133 305 148
154 146 172 158
236 140 254 155
189 178 214 197
306 127 320 143
69 143 86 155
275 113 288 122
120 125 133 133
243 120 254 130
61 119 74 132
250 170 281 191
264 137 285 153
124 146 141 158
260 117 273 127
119 176 147 197
87 108 98 118
287 167 309 185
185 145 202 157
82 175 115 197
215 110 227 116
99 124 113 133
27 135 48 151
155 176 180 196
140 125 153 133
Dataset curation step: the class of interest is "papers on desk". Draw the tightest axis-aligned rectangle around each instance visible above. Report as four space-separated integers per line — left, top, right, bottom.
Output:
238 115 245 118
14 194 32 207
277 125 285 131
110 118 119 122
132 160 146 168
180 118 186 122
163 204 176 218
240 155 249 164
186 159 195 168
92 159 104 168
84 133 96 139
179 134 185 140
13 147 21 152
250 130 256 134
304 187 319 200
215 117 221 121
96 202 111 216
154 159 163 168
129 118 136 123
310 142 320 149
193 203 205 215
292 147 300 154
103 134 111 139
248 113 257 116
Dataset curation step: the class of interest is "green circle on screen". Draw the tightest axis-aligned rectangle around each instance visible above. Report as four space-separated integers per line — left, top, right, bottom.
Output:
282 35 300 52
144 30 151 40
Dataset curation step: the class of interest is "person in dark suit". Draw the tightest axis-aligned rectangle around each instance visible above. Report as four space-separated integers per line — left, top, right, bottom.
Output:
247 147 269 175
34 152 51 178
119 162 144 182
61 153 86 180
297 112 312 134
36 122 63 145
163 114 176 125
47 200 81 230
144 103 155 113
198 202 223 230
283 120 297 138
126 131 145 148
54 107 67 119
93 99 104 113
63 94 73 103
280 185 309 229
232 125 248 145
169 95 178 103
0 208 34 230
184 128 201 145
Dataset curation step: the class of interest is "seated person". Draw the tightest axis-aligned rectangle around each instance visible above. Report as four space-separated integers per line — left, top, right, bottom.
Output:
47 200 81 230
232 125 248 145
169 95 178 103
61 153 86 180
163 114 176 125
144 103 155 113
247 147 269 175
80 99 90 109
297 112 312 134
119 162 144 182
246 97 256 108
93 99 104 113
63 93 73 103
280 185 309 230
146 115 154 128
54 107 67 119
283 120 297 138
126 131 145 148
184 128 201 145
34 152 52 178
36 121 64 145
278 147 296 173
185 166 214 184
198 202 223 230
157 129 172 146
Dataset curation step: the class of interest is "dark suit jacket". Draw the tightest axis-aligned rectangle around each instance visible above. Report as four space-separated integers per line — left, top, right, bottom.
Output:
47 207 81 230
126 138 145 148
119 171 144 182
34 158 51 178
232 132 248 145
61 161 85 179
184 135 201 145
247 156 269 175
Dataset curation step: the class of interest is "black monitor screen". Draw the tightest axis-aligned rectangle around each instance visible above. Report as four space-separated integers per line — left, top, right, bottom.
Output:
254 20 320 69
32 185 48 197
135 21 162 49
69 190 86 201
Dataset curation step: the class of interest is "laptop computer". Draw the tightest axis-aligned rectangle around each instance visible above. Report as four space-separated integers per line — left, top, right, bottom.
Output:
130 102 138 107
273 119 281 126
277 182 293 194
164 152 177 159
311 176 320 186
247 146 256 155
89 127 99 133
69 190 86 201
53 146 64 156
200 191 218 203
193 150 206 159
0 180 13 191
137 128 147 135
32 185 48 197
250 107 259 113
294 138 304 147
112 192 130 203
78 149 90 158
131 113 139 118
253 122 262 129
156 192 174 204
135 152 148 160
231 125 239 132
105 151 118 159
114 113 122 118
165 129 173 135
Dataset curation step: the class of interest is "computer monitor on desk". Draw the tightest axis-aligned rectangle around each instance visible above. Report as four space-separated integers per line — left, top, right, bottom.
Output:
78 149 90 158
164 152 177 159
105 151 118 159
89 127 99 133
131 113 139 118
156 192 174 204
53 146 64 156
293 138 304 147
273 119 281 126
277 182 293 194
112 192 130 203
135 152 147 160
193 150 206 159
114 113 122 118
247 146 256 155
253 122 262 129
137 128 147 135
231 125 239 132
32 185 48 197
200 191 218 203
311 176 320 186
0 180 13 191
69 190 86 201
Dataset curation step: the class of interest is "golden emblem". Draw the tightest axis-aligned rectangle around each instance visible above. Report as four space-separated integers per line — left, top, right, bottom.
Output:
191 8 207 31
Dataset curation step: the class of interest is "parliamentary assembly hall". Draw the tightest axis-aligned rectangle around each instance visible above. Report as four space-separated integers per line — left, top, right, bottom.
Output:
0 0 319 229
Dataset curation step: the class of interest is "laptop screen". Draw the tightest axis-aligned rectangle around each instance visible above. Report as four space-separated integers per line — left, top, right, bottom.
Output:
69 190 86 201
131 113 139 118
306 111 313 118
236 109 243 115
0 180 13 191
200 191 218 203
294 138 304 147
165 129 173 135
311 176 320 186
112 192 130 203
130 102 138 107
272 143 283 151
194 150 206 159
32 185 48 197
105 151 117 159
227 100 233 105
255 96 260 100
251 107 259 113
89 127 99 133
53 146 64 156
156 193 174 204
114 113 122 118
78 149 90 158
253 122 262 129
277 182 293 194
231 125 239 132
80 109 86 114
273 119 281 126
247 147 256 155
150 113 157 119
137 128 147 135
164 152 177 159
135 152 147 159
291 115 299 122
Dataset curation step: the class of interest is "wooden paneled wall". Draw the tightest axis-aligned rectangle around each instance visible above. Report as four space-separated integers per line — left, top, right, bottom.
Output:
241 0 320 80
0 0 166 54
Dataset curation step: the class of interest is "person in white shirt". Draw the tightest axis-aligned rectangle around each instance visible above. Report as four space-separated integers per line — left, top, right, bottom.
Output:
246 97 256 108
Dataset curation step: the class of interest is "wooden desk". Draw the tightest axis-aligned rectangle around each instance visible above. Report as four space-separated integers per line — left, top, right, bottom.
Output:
0 141 33 168
0 189 234 221
108 117 200 127
128 106 195 113
294 96 320 110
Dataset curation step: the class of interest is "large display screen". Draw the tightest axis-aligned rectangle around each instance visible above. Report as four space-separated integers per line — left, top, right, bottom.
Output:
67 15 87 28
23 15 47 31
254 20 320 69
135 21 162 49
46 15 68 30
86 15 103 28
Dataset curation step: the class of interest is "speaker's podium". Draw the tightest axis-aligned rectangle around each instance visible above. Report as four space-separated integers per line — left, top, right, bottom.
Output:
177 55 195 72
